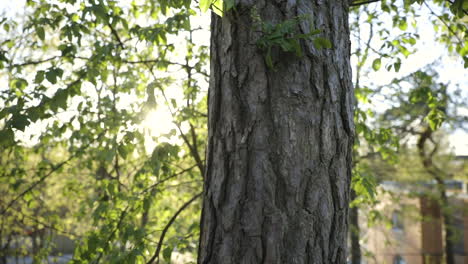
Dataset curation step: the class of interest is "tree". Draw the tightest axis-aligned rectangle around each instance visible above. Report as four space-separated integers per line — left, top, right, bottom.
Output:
345 1 468 262
377 69 467 264
197 2 354 263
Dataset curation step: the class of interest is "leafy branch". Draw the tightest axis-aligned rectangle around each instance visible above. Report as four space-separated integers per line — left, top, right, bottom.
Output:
254 14 331 68
147 67 206 176
146 192 202 264
0 132 104 215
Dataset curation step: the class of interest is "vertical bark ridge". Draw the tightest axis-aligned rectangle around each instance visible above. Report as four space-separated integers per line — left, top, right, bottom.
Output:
199 1 353 263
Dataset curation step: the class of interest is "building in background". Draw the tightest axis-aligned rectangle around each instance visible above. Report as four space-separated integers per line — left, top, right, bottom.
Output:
363 181 468 264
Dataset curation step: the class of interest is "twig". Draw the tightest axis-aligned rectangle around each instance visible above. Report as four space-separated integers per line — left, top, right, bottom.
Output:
0 132 103 215
139 164 197 195
146 68 206 176
0 202 81 238
423 1 464 44
107 22 125 49
8 56 60 68
94 206 129 264
351 0 381 7
146 192 202 264
445 0 468 16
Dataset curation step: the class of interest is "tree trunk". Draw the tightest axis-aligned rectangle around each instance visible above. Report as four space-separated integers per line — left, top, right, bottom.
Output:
436 180 455 264
198 1 354 263
349 190 361 264
417 127 455 264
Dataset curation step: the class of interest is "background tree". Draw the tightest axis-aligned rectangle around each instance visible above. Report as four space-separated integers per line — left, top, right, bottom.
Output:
377 68 467 264
346 0 467 261
0 1 208 262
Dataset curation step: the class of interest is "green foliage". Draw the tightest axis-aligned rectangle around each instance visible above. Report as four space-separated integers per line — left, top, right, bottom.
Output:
372 58 381 71
254 12 327 69
349 0 467 211
199 0 212 13
0 0 207 262
199 0 226 16
382 69 452 132
351 164 378 207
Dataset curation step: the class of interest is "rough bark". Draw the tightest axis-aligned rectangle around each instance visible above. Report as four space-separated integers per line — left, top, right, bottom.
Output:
198 1 354 263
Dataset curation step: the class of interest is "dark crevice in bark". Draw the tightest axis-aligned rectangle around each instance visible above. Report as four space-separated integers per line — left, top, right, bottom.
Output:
221 139 231 208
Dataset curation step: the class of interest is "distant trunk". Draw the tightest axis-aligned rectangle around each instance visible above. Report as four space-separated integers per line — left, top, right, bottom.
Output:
417 127 454 264
198 1 354 263
436 180 455 264
349 190 361 264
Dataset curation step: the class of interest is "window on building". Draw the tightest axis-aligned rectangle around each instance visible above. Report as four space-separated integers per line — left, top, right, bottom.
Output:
393 255 406 264
392 210 404 231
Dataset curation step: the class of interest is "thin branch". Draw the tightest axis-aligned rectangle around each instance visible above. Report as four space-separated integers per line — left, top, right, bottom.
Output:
351 0 381 7
106 17 125 49
0 132 104 215
94 206 129 264
424 1 464 44
0 202 81 238
1 161 68 216
351 32 384 57
122 59 185 67
122 59 209 77
146 192 202 264
188 122 206 176
355 12 374 89
139 164 197 195
445 0 468 16
8 56 60 68
146 67 206 176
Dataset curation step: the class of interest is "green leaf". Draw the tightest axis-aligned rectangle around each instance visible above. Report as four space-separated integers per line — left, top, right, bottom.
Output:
46 70 57 84
8 79 24 93
51 89 69 111
225 0 235 11
11 114 30 131
394 61 401 72
291 39 302 56
199 0 211 12
372 58 381 71
104 148 116 163
313 37 332 49
398 20 408 31
118 144 128 159
36 26 45 41
426 109 445 130
163 246 173 262
28 107 41 122
24 192 33 203
212 0 223 16
171 98 177 108
87 232 100 251
0 129 14 145
55 67 64 78
35 70 45 84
